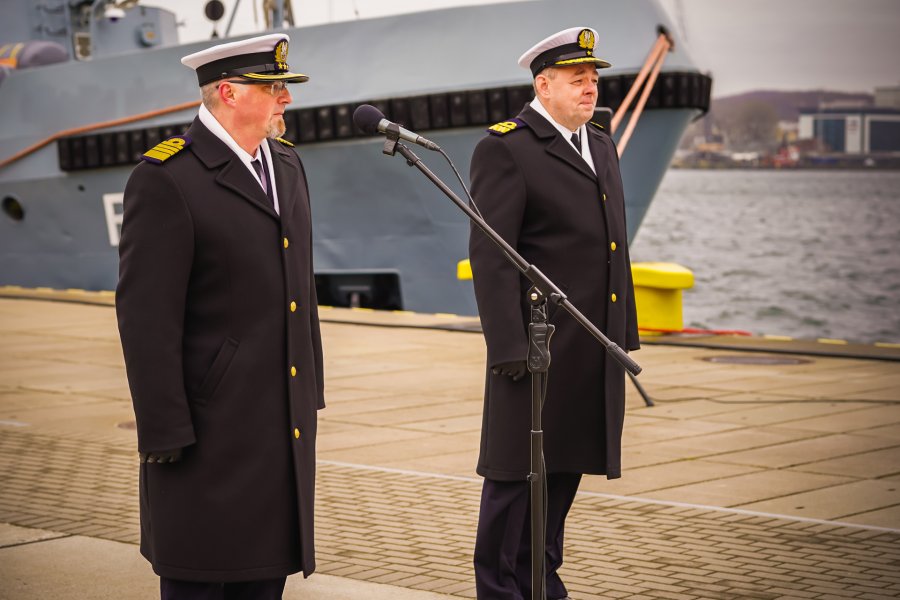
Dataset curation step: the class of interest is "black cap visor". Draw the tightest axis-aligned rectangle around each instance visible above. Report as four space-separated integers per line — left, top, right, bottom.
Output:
530 43 611 77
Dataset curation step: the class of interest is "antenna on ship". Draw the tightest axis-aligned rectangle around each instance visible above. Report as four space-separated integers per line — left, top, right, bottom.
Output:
674 0 689 44
218 0 295 38
262 0 296 29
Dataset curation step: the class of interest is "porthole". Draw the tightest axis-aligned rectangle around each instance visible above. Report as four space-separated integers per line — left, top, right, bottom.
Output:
2 196 24 221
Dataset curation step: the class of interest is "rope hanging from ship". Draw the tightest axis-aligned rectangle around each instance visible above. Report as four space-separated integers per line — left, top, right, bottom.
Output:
612 29 675 156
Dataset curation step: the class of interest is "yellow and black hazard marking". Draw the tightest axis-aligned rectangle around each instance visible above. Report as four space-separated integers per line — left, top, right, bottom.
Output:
141 136 192 165
275 137 295 147
487 118 528 136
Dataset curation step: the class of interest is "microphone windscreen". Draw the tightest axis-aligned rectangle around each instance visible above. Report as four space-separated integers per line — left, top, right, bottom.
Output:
352 104 384 135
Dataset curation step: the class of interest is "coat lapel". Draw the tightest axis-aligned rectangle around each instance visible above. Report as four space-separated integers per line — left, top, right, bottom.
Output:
586 125 611 185
187 118 279 220
268 139 301 221
518 105 597 182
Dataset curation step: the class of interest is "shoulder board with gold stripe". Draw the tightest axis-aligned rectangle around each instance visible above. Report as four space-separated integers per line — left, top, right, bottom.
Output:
588 121 605 131
487 118 528 136
276 137 295 147
141 135 192 165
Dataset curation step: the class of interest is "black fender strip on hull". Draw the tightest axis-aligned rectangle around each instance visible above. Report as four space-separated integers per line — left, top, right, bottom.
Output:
57 71 712 172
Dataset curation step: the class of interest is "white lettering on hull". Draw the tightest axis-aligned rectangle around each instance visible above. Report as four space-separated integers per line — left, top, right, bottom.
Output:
103 193 124 247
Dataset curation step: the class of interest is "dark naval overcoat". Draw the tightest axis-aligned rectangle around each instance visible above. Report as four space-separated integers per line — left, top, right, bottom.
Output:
116 118 324 582
469 104 640 481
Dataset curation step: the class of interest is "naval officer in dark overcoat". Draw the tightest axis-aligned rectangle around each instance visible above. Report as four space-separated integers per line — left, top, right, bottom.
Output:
116 33 324 599
468 27 640 600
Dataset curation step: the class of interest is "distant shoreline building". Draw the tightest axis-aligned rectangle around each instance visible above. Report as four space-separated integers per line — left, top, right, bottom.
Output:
798 85 900 155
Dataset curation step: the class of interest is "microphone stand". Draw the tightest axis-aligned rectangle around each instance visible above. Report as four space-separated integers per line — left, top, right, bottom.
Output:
383 132 641 600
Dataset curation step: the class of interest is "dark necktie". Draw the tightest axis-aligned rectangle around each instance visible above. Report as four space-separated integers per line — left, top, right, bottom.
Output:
251 154 275 207
570 131 581 156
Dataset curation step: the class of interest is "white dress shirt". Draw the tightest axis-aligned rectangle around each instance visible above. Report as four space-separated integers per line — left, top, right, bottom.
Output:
529 97 596 175
198 103 280 214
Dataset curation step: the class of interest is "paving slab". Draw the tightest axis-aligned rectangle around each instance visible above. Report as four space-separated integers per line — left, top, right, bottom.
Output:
713 433 900 469
579 460 761 496
621 418 741 447
790 446 900 479
702 398 874 427
735 479 900 522
637 469 855 508
841 505 900 529
786 404 900 434
626 398 730 419
623 425 823 463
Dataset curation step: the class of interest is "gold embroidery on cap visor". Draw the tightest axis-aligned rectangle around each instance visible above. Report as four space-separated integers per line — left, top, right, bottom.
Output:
553 56 612 69
240 71 309 83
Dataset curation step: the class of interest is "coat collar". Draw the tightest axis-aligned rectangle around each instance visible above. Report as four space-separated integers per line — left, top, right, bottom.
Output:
186 118 287 220
517 104 597 182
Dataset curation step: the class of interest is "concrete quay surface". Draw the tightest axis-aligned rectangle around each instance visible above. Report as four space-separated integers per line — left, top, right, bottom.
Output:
1 293 899 599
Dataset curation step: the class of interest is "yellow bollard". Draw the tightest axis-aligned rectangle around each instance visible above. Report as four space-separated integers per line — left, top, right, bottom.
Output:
457 258 473 281
458 258 694 332
631 262 694 331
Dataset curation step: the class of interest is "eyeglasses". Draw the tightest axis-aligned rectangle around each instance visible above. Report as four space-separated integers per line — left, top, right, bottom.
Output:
218 79 289 96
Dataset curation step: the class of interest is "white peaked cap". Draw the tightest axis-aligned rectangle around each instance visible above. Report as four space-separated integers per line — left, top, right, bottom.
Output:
181 33 308 87
517 26 611 77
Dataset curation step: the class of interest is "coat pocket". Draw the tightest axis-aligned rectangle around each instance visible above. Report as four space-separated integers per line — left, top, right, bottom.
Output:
194 337 240 403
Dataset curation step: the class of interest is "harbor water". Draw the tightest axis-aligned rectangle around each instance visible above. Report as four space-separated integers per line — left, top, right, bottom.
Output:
630 169 900 344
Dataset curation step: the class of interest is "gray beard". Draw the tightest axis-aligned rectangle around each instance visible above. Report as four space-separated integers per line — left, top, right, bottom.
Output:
266 117 286 139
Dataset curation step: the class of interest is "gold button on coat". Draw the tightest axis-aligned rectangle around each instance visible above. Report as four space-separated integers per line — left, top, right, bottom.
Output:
610 242 617 252
283 237 289 248
290 366 297 377
290 301 297 312
294 428 300 439
602 193 607 201
611 293 617 303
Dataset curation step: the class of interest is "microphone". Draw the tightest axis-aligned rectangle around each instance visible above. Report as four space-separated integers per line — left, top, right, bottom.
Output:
352 104 441 151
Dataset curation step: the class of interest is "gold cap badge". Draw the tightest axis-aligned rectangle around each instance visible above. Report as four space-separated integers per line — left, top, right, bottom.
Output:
578 29 595 56
274 40 289 71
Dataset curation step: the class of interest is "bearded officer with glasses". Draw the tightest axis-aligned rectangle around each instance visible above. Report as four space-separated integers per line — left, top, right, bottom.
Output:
116 33 324 599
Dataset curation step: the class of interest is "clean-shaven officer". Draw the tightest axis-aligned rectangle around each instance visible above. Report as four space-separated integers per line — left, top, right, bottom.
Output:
468 27 640 600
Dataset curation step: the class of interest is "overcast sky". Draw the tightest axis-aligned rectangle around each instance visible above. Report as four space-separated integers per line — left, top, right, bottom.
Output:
145 0 900 98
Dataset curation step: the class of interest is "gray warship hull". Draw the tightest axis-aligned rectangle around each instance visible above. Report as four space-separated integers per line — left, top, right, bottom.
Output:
0 0 710 315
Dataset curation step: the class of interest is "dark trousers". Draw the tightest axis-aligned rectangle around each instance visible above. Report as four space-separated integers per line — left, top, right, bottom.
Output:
160 576 286 600
474 473 582 600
